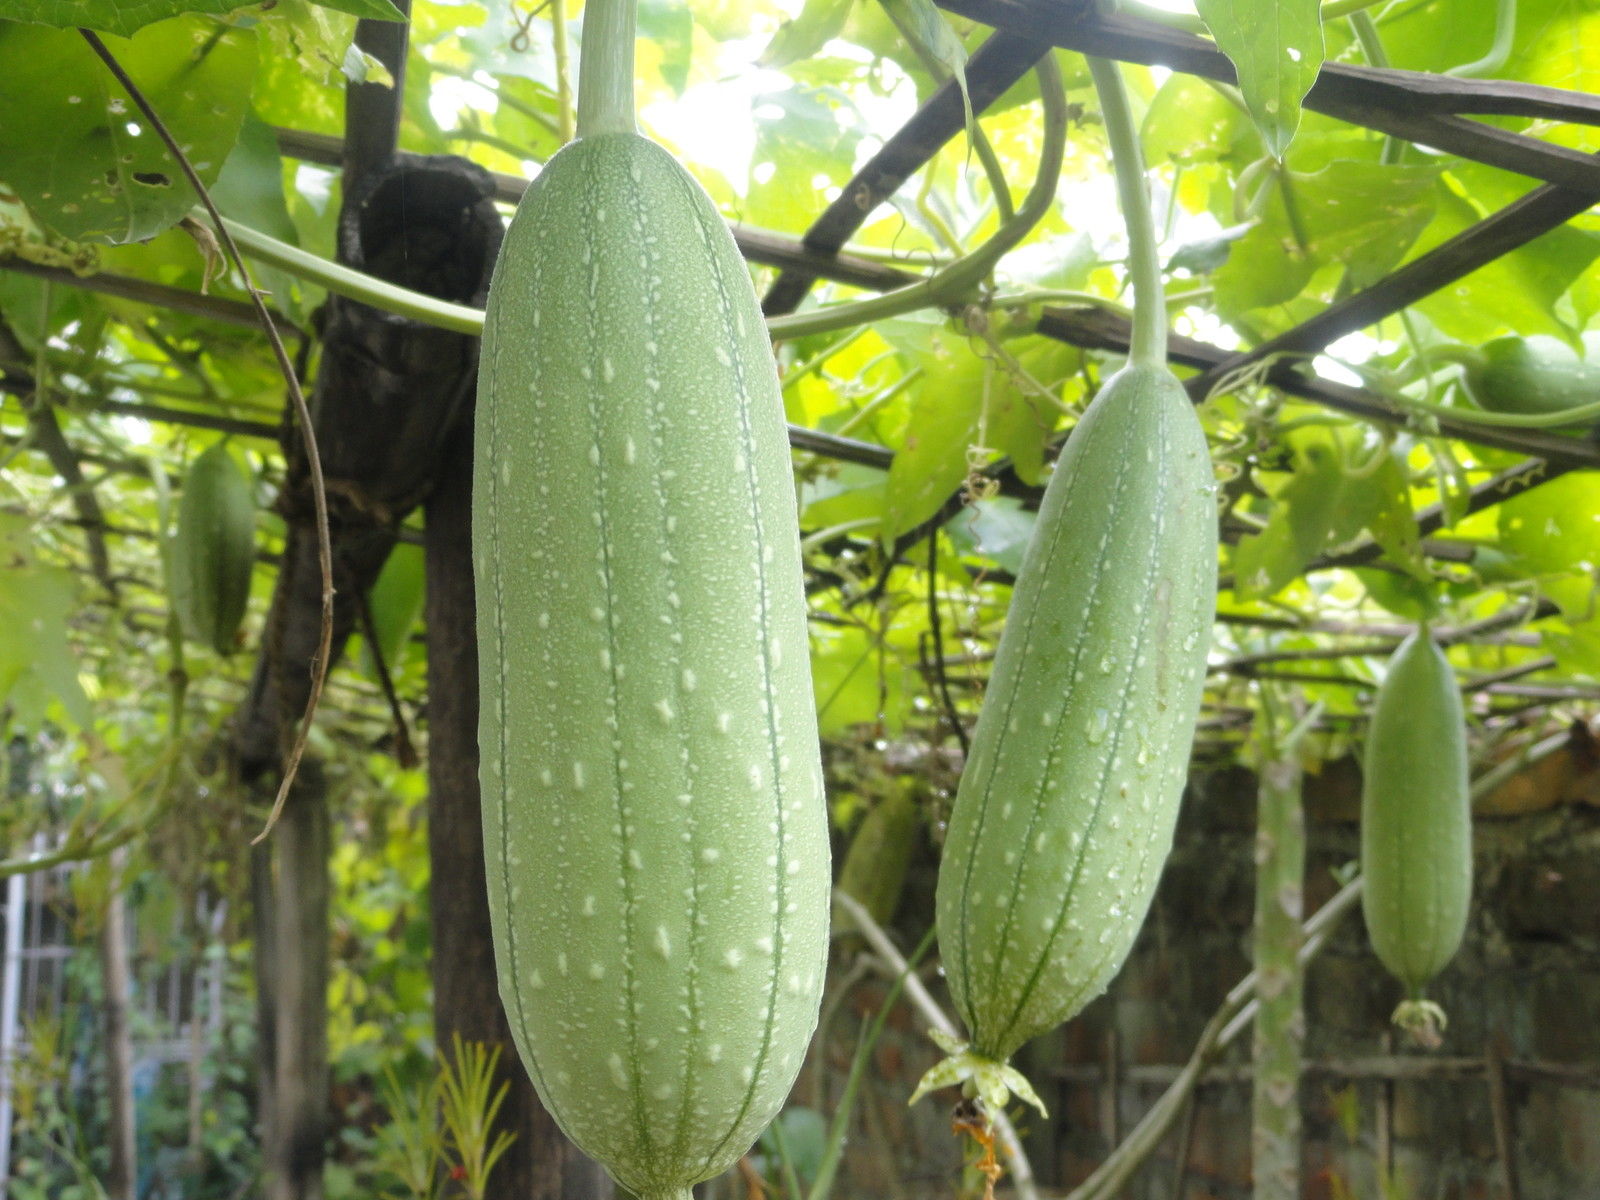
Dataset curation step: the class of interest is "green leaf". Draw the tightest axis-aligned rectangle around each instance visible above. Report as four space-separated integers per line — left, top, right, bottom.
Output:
759 0 854 69
0 0 402 38
1233 429 1419 599
811 621 914 735
1142 72 1247 166
880 326 1067 544
879 0 972 133
0 16 256 243
1167 222 1254 276
745 84 864 231
638 0 693 95
212 112 308 321
0 517 90 732
1214 161 1437 314
946 497 1036 576
1195 0 1324 158
361 544 425 683
1496 473 1600 580
1412 185 1600 344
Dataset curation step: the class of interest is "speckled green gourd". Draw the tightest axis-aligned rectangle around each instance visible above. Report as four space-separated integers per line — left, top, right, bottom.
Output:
1360 630 1471 999
473 131 830 1200
935 363 1217 1065
167 443 255 655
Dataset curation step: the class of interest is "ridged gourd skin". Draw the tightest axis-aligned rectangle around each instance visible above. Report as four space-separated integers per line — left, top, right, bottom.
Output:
168 443 255 655
473 131 830 1200
1359 630 1471 996
935 364 1217 1065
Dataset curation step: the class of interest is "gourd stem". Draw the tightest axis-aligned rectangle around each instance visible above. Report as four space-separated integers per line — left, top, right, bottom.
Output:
1087 55 1167 369
766 53 1068 343
1446 0 1516 79
575 0 638 138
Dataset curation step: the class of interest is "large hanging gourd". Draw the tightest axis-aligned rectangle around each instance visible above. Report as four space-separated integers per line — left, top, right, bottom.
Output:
472 3 830 1198
917 55 1217 1113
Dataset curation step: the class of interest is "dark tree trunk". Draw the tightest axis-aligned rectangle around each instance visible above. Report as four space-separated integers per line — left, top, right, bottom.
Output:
425 428 614 1200
234 155 503 1200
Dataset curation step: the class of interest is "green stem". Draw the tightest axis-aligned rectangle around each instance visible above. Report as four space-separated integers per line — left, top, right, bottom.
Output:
878 0 1015 222
992 287 1134 318
575 0 637 138
1275 165 1311 255
551 0 576 142
1349 11 1390 67
832 367 923 438
210 212 485 334
1125 0 1388 35
1386 384 1600 429
1446 0 1516 78
766 52 1068 343
1087 56 1167 368
431 64 562 136
778 325 869 390
445 127 544 162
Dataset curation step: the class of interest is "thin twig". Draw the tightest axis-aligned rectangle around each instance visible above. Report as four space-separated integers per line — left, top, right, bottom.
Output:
356 583 418 770
76 30 336 845
926 532 970 758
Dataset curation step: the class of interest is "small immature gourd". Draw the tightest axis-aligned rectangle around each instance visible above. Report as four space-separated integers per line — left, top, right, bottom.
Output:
833 788 920 940
1454 332 1600 424
473 3 829 1198
1360 628 1471 1045
167 442 255 655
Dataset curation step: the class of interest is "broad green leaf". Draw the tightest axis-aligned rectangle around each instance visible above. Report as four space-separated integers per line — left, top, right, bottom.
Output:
1142 72 1247 166
880 327 1069 543
638 0 693 96
0 517 90 732
1233 429 1419 599
1412 186 1600 344
810 620 916 735
879 0 971 133
212 113 308 321
945 497 1036 576
0 0 402 38
760 0 854 69
1215 161 1437 314
745 84 864 230
1497 473 1600 580
1195 0 1323 158
1352 569 1442 623
1540 575 1600 678
802 463 889 536
361 544 425 684
0 16 256 243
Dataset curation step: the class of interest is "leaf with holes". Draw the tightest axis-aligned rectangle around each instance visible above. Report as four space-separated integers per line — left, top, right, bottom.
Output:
0 16 256 243
0 0 402 38
1195 0 1323 158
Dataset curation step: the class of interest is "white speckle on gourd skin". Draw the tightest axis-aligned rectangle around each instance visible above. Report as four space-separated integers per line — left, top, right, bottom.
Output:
473 133 829 1200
